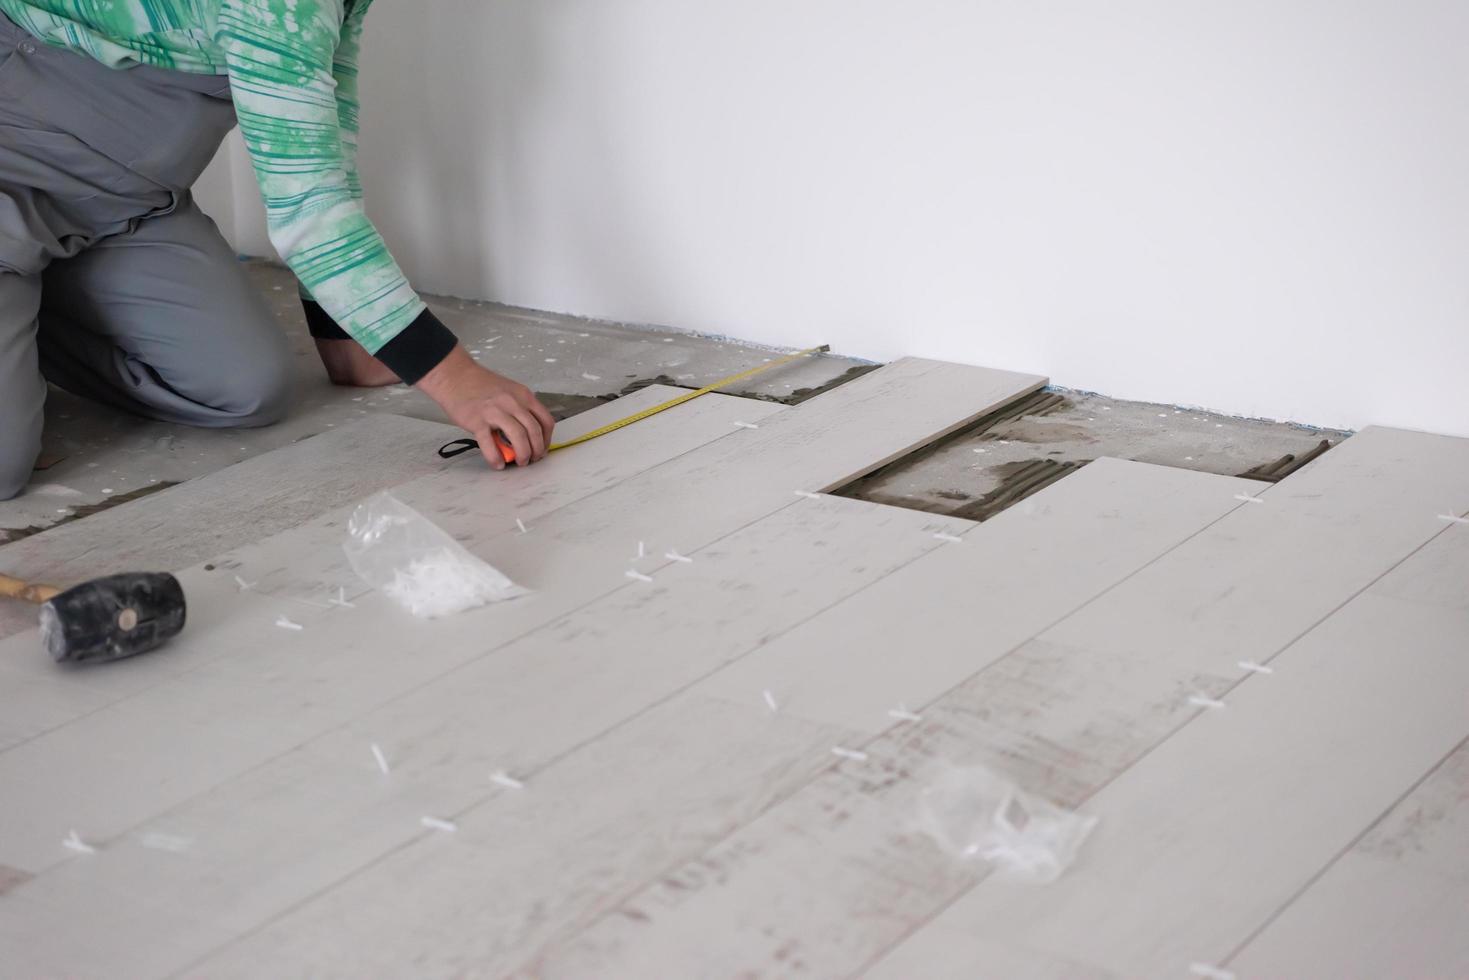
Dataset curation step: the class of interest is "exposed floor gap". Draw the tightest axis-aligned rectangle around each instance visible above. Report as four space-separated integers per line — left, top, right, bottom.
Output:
2 482 180 546
837 387 1351 521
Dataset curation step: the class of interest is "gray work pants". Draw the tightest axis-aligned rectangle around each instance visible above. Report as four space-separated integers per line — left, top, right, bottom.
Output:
0 13 293 500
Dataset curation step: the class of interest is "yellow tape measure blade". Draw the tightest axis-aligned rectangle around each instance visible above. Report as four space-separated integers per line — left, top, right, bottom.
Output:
545 344 829 454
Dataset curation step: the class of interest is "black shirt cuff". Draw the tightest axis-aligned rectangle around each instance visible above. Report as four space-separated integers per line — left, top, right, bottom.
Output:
302 300 459 386
301 298 351 340
375 309 459 385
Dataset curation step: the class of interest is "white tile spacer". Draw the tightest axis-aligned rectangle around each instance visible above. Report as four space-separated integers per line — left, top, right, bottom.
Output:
490 771 525 790
62 829 96 854
664 550 694 564
516 518 530 534
732 421 760 430
887 706 923 723
140 832 193 853
932 532 963 543
329 587 355 608
581 372 601 381
1188 694 1227 710
1188 965 1236 980
1438 513 1469 525
233 575 256 591
420 816 457 833
831 747 869 762
1238 661 1275 675
763 689 779 713
794 491 822 500
635 541 646 560
625 570 654 584
371 743 391 775
275 616 304 631
1234 493 1266 505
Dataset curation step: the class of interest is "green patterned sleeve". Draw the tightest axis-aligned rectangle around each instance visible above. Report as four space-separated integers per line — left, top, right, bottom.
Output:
217 0 456 382
332 0 369 202
293 0 364 305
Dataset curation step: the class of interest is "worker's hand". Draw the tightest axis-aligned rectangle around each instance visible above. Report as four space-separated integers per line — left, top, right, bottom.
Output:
314 338 402 387
417 346 555 469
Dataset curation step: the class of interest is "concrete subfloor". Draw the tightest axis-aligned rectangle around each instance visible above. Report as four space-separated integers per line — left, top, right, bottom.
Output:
1 259 1351 543
841 389 1351 518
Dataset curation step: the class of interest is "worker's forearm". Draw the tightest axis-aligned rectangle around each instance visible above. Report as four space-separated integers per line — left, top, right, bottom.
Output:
414 345 482 401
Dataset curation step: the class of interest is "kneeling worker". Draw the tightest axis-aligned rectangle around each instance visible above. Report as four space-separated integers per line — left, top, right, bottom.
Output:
0 0 554 501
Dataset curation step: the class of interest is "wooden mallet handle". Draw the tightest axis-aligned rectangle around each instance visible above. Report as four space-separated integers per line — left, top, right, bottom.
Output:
0 574 62 605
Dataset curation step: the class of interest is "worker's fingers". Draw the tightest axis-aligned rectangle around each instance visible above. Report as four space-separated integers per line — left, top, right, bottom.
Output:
490 410 535 467
515 406 549 461
527 395 557 444
472 425 506 471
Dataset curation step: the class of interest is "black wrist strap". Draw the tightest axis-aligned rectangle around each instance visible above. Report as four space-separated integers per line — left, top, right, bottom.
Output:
439 438 481 459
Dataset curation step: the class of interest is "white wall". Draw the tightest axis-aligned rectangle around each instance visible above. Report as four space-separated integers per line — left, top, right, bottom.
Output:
217 1 1469 434
190 146 235 244
195 133 270 260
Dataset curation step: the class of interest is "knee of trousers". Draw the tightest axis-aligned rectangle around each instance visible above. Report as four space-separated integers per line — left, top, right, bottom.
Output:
209 330 297 428
0 426 42 501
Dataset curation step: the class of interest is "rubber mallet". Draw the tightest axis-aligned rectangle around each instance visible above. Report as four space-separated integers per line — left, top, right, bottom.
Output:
0 572 187 664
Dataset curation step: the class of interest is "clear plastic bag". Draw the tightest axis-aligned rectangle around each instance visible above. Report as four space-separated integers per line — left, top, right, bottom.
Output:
914 762 1098 884
344 492 528 618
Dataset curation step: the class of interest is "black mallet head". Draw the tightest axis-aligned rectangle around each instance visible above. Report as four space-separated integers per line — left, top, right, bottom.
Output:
39 573 187 665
